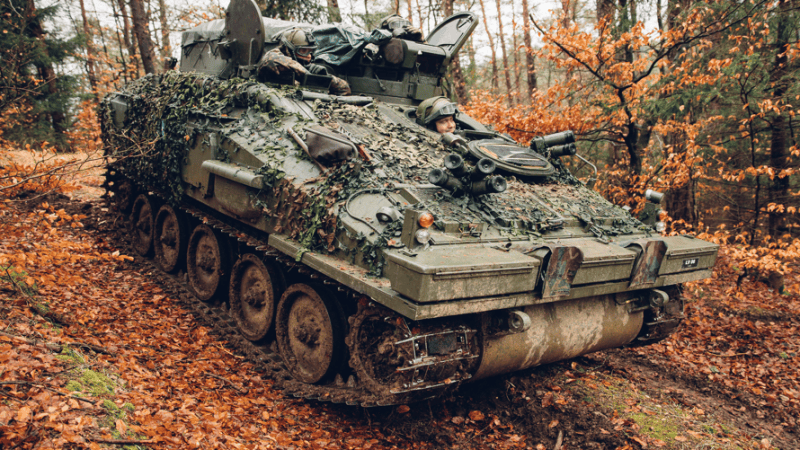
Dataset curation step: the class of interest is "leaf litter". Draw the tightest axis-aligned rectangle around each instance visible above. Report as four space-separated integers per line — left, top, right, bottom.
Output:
1 168 798 449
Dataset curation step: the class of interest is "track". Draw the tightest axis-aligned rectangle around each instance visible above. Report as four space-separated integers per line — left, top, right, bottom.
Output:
103 171 451 408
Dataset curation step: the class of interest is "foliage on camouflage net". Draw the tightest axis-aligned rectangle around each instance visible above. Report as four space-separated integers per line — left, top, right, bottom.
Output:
313 101 648 243
101 71 651 277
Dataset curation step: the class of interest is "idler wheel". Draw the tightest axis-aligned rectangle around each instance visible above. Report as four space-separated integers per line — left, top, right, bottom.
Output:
129 194 156 256
230 254 283 342
186 224 231 302
276 284 346 384
153 204 187 273
347 302 480 398
346 304 409 395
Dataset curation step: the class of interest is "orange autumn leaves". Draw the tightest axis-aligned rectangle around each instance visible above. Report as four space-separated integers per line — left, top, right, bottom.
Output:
464 1 799 292
0 202 128 290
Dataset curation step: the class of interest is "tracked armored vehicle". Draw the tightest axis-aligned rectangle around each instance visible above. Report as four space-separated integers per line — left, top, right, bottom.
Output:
100 0 719 406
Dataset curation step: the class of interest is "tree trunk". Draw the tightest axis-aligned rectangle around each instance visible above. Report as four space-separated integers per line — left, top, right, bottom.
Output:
77 0 98 98
109 0 129 83
511 0 521 98
596 0 614 23
618 0 633 64
494 0 513 104
443 0 467 102
666 173 696 225
561 0 572 27
117 0 132 51
620 92 641 175
326 0 342 22
407 0 413 24
157 0 170 59
662 0 697 225
768 0 791 238
666 119 697 224
521 0 536 96
477 0 499 91
146 0 159 51
629 0 637 24
23 0 69 151
129 0 157 74
416 0 423 33
118 0 140 75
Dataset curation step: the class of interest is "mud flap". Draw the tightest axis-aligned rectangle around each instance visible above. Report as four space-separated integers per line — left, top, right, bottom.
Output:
627 239 667 288
538 245 583 300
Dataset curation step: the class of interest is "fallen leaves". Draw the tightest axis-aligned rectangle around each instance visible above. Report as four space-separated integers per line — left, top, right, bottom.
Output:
15 405 31 423
468 410 485 421
636 249 800 431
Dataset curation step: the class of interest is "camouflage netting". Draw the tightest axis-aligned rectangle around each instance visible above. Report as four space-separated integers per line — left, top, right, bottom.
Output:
309 101 648 239
101 72 650 276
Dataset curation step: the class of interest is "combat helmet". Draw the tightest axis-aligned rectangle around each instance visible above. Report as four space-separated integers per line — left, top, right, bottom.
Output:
416 96 457 127
280 28 315 61
379 14 424 42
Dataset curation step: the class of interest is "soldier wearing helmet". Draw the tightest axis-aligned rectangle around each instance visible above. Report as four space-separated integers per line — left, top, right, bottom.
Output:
378 15 425 42
417 96 458 134
257 27 351 96
279 28 315 64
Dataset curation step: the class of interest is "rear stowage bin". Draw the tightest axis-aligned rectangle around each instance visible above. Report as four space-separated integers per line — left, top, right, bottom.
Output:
384 246 539 302
659 235 719 275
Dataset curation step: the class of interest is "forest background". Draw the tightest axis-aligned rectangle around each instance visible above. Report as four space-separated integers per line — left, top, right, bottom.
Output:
1 0 799 291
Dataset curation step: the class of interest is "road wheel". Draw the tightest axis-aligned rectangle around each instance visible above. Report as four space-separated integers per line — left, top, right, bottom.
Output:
276 283 346 384
186 224 231 302
129 194 156 256
154 205 188 273
230 254 283 342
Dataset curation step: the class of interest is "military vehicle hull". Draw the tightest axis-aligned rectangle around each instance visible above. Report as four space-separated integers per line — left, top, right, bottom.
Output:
100 0 718 406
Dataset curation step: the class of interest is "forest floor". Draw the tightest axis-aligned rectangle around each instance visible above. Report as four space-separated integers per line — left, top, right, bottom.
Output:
1 150 798 449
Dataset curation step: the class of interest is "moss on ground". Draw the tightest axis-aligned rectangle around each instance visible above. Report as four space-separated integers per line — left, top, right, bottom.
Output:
55 347 146 448
55 346 85 364
566 366 749 450
80 369 117 396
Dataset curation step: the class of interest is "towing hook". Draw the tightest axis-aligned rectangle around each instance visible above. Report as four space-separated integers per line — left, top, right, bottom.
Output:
649 289 668 308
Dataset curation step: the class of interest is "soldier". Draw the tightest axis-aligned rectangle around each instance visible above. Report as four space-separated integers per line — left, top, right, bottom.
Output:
279 28 315 64
257 28 351 96
378 15 425 42
416 96 458 134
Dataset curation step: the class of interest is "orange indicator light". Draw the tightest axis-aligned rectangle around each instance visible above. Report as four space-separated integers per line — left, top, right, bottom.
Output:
418 212 435 228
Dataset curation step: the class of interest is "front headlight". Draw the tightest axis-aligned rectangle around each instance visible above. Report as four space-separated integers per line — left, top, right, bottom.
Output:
415 229 432 245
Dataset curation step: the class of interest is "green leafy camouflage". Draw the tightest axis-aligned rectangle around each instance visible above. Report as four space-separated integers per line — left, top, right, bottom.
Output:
102 71 649 276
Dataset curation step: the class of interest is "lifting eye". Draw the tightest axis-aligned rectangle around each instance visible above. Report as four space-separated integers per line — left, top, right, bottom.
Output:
376 206 401 223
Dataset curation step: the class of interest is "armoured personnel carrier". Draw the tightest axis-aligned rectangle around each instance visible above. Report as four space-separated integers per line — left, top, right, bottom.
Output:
100 0 719 406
